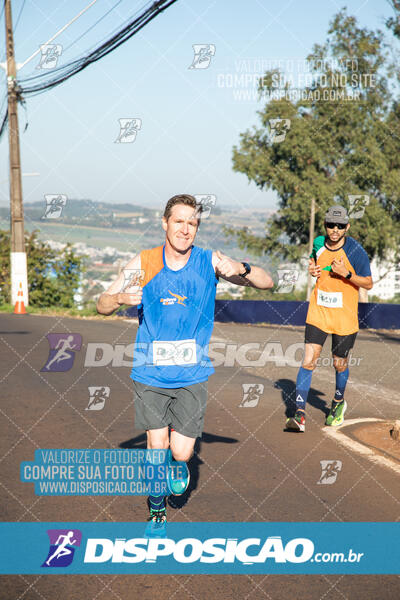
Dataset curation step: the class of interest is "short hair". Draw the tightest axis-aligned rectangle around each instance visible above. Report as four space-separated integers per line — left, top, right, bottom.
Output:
163 194 203 224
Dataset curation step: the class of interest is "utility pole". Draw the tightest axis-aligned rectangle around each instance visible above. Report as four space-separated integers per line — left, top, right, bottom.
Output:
4 0 28 306
306 197 316 301
1 0 100 307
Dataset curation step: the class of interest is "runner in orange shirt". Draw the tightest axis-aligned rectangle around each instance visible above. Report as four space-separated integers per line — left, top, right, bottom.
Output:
286 205 373 432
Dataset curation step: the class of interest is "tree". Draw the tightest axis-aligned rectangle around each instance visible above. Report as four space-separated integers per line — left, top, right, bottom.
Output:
386 1 400 40
229 9 400 266
0 230 83 307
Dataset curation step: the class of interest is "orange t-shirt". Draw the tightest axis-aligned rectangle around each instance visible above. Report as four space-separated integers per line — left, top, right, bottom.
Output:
306 235 371 335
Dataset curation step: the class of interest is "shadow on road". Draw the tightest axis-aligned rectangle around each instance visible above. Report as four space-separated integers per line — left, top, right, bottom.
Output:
0 331 31 334
120 431 238 510
274 378 328 419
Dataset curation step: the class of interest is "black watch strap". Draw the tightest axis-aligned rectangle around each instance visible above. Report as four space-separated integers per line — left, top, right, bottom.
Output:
346 270 352 280
239 262 251 278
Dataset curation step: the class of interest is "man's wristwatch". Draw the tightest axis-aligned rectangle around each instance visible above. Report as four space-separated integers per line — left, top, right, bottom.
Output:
239 262 251 278
345 271 352 280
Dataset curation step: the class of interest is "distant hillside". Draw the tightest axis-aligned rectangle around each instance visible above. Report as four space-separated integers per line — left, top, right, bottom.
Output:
0 199 272 266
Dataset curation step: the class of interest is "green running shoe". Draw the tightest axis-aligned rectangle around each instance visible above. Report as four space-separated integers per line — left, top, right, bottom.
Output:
325 400 347 427
145 508 167 538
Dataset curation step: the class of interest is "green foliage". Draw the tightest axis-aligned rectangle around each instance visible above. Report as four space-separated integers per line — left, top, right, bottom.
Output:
0 303 99 316
0 229 83 308
386 1 400 40
368 293 400 304
230 9 400 265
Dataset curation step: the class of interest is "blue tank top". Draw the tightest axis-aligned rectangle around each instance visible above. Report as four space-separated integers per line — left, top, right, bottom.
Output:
130 244 218 387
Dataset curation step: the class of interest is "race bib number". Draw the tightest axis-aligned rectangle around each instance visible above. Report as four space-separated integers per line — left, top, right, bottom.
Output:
317 289 343 308
153 339 197 366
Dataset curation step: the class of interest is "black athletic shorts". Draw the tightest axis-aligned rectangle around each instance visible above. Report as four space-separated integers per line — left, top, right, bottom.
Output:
304 323 357 358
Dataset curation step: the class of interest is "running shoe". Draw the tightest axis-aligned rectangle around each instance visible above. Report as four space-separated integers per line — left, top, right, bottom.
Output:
286 410 305 432
167 460 190 496
145 508 167 538
325 400 347 427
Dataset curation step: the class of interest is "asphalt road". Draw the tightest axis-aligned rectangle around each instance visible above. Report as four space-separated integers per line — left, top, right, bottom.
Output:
1 313 399 599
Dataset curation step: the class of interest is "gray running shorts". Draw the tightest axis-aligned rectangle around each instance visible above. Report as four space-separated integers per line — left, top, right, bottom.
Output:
133 379 208 439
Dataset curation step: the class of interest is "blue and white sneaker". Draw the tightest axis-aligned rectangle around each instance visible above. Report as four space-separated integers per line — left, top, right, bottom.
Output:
145 508 167 538
167 459 190 496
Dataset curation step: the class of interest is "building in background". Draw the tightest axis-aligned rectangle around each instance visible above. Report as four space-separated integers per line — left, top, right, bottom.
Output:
369 257 400 300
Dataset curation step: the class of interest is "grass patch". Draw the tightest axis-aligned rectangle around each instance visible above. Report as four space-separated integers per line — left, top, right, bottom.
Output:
0 303 108 318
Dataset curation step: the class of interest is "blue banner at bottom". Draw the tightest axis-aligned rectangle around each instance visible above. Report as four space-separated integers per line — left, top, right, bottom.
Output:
0 522 398 574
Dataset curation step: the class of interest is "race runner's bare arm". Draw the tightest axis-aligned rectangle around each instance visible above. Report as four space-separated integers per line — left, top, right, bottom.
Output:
330 257 373 290
212 250 274 289
96 254 143 316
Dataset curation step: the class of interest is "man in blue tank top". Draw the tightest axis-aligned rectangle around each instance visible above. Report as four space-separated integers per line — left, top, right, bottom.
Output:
97 194 273 533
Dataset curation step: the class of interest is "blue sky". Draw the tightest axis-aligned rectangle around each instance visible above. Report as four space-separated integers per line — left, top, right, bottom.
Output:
0 0 395 213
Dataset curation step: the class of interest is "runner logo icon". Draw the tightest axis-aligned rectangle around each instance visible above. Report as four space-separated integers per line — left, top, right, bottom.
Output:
188 44 216 69
86 386 110 411
239 383 264 407
317 460 342 485
41 334 82 372
42 529 82 567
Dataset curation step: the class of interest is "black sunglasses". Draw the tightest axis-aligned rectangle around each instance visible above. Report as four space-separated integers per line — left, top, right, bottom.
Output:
325 222 347 230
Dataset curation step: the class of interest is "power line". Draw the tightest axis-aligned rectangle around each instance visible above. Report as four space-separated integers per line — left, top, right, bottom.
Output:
63 0 125 55
0 90 6 113
17 0 178 95
13 0 26 33
80 0 156 53
18 0 101 71
0 107 7 139
0 0 178 139
0 0 6 63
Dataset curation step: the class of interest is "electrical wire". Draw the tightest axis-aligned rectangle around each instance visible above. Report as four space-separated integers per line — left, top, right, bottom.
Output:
13 0 26 33
0 0 178 140
62 0 124 55
0 0 6 63
17 0 178 96
0 108 8 139
0 91 6 114
19 0 152 80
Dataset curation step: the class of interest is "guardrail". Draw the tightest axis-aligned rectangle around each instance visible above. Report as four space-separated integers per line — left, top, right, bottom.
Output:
214 300 400 329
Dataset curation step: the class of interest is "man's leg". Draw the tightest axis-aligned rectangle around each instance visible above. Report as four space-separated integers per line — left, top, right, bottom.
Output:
325 332 357 426
324 355 349 427
170 429 196 462
286 342 322 431
166 382 206 493
333 355 349 401
166 430 195 494
133 379 173 522
147 427 169 513
287 323 328 430
296 342 323 409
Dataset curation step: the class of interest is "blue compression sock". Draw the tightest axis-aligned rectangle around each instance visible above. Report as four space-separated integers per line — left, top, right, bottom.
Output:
148 495 165 512
295 366 313 411
334 368 349 401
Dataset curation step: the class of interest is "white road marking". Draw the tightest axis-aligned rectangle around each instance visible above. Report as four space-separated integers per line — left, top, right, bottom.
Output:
322 418 400 475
